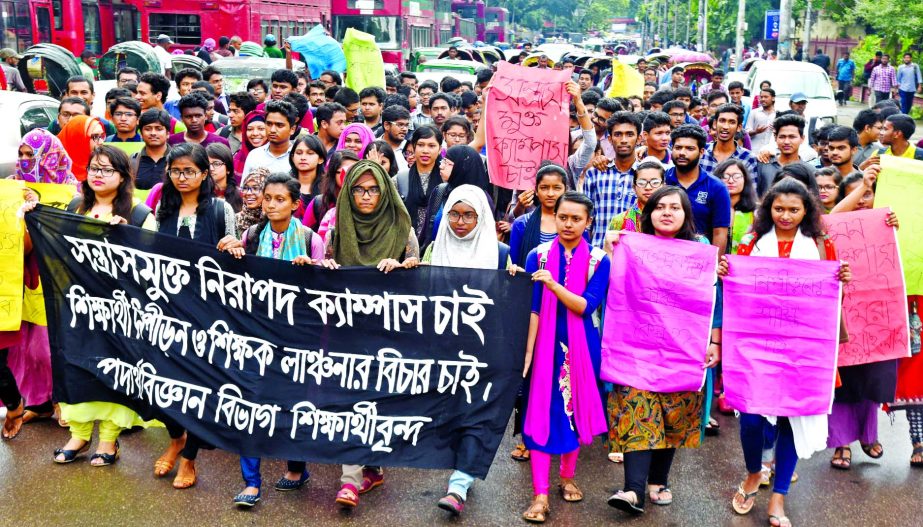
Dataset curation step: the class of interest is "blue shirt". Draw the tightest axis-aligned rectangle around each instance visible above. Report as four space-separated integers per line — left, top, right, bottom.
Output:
665 167 732 239
583 161 636 248
836 58 856 82
897 63 922 92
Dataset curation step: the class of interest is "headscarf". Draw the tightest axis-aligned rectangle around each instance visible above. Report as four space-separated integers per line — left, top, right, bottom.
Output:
430 185 498 269
335 123 375 155
236 167 269 235
232 110 266 178
202 38 216 51
58 115 101 182
331 160 411 266
444 145 489 191
16 128 75 184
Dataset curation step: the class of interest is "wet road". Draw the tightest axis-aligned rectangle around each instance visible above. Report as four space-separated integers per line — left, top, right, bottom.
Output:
0 409 920 527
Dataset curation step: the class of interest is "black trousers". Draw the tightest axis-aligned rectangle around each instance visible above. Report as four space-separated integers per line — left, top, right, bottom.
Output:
0 348 22 410
622 448 676 507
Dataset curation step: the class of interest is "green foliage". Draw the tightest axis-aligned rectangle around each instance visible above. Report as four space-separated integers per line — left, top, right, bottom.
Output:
854 1 923 52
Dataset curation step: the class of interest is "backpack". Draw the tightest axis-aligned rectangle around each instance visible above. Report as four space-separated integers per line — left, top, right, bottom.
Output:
67 197 152 228
535 241 607 329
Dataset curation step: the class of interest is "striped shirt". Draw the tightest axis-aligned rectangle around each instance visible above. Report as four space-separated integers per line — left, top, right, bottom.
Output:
584 162 636 247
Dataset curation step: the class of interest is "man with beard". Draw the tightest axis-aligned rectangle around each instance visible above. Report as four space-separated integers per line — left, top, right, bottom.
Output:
665 124 730 251
381 105 411 171
746 87 777 152
756 113 808 196
583 111 641 247
700 104 757 182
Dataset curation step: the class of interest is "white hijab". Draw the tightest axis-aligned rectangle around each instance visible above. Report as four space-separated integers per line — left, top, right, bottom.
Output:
430 185 498 269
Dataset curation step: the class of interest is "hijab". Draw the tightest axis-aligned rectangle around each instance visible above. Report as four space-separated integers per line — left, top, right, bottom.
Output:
430 185 498 269
235 167 269 235
331 160 411 266
58 115 101 182
445 145 489 191
335 123 376 155
233 110 267 178
16 128 75 184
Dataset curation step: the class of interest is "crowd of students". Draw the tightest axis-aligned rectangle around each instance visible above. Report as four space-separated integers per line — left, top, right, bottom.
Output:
2 44 922 527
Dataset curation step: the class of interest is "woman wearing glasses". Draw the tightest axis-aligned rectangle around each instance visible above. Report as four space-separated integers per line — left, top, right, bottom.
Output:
713 159 758 254
152 142 243 490
608 159 666 233
319 160 419 510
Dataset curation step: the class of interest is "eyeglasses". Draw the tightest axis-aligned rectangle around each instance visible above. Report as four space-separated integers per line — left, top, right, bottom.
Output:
720 173 745 182
87 166 117 177
112 111 137 119
168 169 202 180
351 186 381 198
818 184 838 191
209 161 225 168
90 134 106 142
635 178 664 189
447 211 479 224
59 111 83 119
445 132 468 141
240 186 260 194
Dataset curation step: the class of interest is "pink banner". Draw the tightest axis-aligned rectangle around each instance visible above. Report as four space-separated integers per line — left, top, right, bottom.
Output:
484 62 571 191
822 208 910 367
722 255 842 416
600 233 717 392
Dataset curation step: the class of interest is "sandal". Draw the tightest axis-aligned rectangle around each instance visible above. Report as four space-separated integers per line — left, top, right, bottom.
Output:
154 456 176 477
1 400 24 440
335 484 359 508
705 417 720 436
53 440 90 464
274 471 310 491
511 443 530 462
648 486 672 506
861 441 884 459
437 492 465 516
830 447 851 470
21 408 52 424
608 490 644 515
233 489 261 508
759 465 772 487
607 452 623 463
172 458 197 489
910 444 923 468
769 514 793 527
522 494 549 523
558 480 583 502
359 467 384 493
90 440 120 467
732 483 759 515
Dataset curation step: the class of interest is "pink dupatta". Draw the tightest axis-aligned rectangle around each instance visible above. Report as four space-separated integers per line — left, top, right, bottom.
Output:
524 238 607 447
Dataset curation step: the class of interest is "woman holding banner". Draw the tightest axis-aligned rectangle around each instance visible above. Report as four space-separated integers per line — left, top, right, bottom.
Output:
604 187 721 515
421 183 519 516
720 178 851 527
319 160 419 509
520 191 609 524
153 142 243 489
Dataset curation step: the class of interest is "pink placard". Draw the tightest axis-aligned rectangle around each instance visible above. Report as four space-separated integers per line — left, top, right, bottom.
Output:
722 255 842 417
484 62 571 191
600 233 717 392
822 208 910 367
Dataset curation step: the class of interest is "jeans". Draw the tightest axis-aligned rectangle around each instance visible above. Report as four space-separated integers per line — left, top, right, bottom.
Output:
622 448 676 507
837 81 852 104
739 413 798 495
899 90 916 114
875 91 892 104
447 470 475 500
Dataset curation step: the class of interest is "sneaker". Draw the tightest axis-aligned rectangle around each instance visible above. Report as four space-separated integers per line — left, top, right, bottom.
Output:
437 492 465 516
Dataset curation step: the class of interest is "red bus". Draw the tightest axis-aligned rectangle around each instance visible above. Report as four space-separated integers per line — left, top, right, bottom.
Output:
484 5 510 44
331 0 435 70
0 0 330 56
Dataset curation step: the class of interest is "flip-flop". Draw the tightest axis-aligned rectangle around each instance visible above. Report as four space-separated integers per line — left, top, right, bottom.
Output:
608 490 644 515
769 514 793 527
860 441 884 459
1 400 24 440
649 486 672 506
732 484 758 515
910 445 923 468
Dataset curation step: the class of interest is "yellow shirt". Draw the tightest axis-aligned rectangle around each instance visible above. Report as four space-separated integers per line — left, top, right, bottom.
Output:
884 144 918 159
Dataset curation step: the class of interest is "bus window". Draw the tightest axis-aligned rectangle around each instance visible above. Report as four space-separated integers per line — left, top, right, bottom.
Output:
1 1 33 50
113 4 139 43
149 14 201 45
334 16 399 49
51 0 63 29
82 2 101 53
34 5 52 42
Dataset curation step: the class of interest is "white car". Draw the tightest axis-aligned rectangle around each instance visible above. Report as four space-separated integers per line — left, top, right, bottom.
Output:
743 60 837 137
0 91 61 178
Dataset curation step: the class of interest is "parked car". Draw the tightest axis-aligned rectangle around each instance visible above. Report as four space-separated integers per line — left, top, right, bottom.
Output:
0 91 61 177
743 60 837 137
413 59 481 87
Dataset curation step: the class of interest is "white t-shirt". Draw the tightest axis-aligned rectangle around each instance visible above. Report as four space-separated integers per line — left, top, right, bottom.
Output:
242 143 293 177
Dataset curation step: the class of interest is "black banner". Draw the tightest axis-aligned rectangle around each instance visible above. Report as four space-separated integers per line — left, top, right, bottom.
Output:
26 206 531 478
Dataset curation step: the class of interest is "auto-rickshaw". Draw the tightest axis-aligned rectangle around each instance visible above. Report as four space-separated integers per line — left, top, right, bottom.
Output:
98 41 162 80
17 43 82 98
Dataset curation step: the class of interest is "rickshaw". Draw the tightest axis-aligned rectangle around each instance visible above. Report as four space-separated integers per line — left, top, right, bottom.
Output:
98 41 162 80
17 43 82 98
237 42 266 58
437 47 478 62
520 52 556 68
171 55 208 75
676 61 715 84
409 47 444 72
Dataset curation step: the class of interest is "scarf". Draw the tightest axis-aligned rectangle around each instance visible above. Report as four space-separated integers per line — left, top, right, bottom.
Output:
233 110 266 178
749 226 829 459
332 160 412 266
430 185 498 269
256 217 307 262
235 168 269 234
524 238 607 447
404 154 444 231
16 128 75 184
445 145 490 191
335 123 376 155
58 115 100 182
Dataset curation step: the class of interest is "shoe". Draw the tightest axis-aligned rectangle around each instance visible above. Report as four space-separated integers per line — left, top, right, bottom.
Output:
608 490 644 515
717 396 735 415
359 467 383 493
90 440 120 467
437 492 465 516
335 484 359 508
53 441 91 464
233 490 261 508
274 471 310 491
